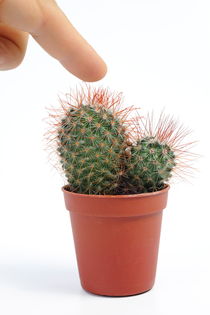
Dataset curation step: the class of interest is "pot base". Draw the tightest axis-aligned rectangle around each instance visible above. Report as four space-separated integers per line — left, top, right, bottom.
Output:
81 285 153 297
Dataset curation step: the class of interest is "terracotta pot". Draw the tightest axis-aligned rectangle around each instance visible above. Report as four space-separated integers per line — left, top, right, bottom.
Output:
62 185 169 297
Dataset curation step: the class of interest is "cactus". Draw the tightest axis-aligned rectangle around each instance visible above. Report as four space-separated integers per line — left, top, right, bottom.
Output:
54 87 132 194
122 112 194 194
124 137 176 193
47 87 195 195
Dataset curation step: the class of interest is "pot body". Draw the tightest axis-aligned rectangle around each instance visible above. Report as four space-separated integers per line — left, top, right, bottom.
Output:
63 185 169 297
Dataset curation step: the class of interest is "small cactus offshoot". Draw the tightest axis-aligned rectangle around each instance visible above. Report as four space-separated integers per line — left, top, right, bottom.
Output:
47 87 195 195
124 137 176 193
121 112 195 194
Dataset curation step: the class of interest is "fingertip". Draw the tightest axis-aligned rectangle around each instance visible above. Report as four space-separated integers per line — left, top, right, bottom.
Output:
61 57 107 82
81 60 107 82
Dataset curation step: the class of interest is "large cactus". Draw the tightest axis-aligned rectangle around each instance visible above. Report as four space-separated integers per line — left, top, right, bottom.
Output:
55 87 131 194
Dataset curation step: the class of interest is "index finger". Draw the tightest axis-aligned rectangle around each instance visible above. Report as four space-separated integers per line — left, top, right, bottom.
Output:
33 1 107 81
0 0 107 81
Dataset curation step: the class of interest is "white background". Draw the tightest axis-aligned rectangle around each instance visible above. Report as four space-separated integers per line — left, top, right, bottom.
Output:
0 0 210 314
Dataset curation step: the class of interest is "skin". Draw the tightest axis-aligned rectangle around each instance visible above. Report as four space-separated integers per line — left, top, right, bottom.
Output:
0 0 107 81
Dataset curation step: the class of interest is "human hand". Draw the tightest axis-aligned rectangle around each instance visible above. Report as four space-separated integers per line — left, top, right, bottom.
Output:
0 0 107 81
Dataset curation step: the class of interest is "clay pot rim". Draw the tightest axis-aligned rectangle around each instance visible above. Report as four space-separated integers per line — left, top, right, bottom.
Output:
62 184 170 200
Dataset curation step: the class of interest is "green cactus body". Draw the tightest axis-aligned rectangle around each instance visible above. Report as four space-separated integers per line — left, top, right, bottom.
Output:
48 87 193 195
125 137 176 193
57 105 126 194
